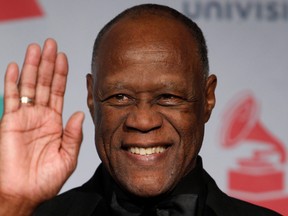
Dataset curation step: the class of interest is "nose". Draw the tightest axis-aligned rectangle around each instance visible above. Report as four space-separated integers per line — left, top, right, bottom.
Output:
124 105 163 133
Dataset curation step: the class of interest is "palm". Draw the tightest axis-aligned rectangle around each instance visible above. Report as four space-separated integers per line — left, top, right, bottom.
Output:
0 39 84 208
1 107 64 200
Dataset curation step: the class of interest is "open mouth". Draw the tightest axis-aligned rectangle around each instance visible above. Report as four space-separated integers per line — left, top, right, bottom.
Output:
127 146 168 156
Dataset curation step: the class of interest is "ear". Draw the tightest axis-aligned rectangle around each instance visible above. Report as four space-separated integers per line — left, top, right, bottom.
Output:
204 74 217 123
86 73 95 122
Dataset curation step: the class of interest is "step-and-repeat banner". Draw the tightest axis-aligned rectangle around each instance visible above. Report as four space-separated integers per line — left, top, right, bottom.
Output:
1 0 287 214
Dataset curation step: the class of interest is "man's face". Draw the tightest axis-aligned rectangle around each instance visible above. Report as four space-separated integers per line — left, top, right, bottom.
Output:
87 15 216 197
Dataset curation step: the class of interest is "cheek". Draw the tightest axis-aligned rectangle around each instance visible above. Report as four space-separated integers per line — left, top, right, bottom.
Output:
95 106 126 136
94 106 127 163
163 106 203 134
163 106 205 157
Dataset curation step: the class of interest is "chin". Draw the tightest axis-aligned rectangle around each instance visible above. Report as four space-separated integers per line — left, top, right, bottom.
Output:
126 186 166 198
119 176 175 198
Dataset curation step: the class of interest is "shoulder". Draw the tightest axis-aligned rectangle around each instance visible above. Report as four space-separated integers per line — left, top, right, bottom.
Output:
202 170 281 216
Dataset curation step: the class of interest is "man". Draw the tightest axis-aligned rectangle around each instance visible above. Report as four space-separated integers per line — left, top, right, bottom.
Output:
0 4 280 216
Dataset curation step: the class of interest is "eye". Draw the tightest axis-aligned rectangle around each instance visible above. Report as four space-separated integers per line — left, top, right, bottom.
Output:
114 94 128 101
105 94 134 106
157 94 184 106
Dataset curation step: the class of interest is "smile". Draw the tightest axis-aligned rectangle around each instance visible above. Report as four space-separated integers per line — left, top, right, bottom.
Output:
128 146 167 155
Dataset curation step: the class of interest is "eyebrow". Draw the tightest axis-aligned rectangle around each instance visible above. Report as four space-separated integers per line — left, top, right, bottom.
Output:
102 81 191 95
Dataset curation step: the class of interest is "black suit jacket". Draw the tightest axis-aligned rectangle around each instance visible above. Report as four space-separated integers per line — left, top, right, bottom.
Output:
34 160 281 216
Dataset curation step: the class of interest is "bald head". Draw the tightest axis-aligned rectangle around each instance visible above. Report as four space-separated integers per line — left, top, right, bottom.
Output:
91 4 209 77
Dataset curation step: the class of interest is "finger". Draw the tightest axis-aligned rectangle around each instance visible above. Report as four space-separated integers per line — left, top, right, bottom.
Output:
49 52 68 114
4 63 20 113
35 38 57 106
61 112 85 170
18 43 41 101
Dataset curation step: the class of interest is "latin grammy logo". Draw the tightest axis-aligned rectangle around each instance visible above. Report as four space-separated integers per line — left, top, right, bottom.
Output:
0 0 43 22
220 92 288 215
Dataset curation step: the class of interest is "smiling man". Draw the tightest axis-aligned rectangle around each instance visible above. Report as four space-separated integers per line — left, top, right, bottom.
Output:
0 4 280 216
87 6 215 199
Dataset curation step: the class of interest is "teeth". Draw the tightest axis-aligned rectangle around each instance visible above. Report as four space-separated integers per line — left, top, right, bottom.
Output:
128 146 166 155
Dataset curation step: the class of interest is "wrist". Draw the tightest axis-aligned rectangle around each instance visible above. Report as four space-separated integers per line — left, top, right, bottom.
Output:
0 195 37 216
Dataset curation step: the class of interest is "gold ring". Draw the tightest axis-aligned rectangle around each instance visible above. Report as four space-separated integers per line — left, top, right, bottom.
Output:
20 96 34 104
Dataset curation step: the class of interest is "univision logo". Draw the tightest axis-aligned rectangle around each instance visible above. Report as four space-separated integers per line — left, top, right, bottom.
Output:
182 0 288 21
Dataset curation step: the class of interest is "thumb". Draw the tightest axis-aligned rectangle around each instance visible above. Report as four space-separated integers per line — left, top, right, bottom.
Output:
62 111 85 164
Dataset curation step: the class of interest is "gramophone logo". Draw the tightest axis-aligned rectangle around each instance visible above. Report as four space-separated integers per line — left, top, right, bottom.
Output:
220 92 288 215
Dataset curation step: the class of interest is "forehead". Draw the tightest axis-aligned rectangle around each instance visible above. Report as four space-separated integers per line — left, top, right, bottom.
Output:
95 14 202 81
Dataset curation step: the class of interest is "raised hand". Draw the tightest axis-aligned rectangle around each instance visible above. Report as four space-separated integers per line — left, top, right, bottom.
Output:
0 39 84 215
